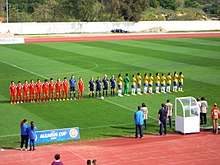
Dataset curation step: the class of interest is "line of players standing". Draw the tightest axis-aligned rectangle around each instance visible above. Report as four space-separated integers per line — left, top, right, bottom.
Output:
9 71 184 104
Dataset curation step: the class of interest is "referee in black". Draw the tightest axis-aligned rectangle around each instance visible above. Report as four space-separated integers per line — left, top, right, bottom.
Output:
158 103 168 136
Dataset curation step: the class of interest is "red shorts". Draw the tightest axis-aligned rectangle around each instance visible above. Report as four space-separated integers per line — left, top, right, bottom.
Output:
49 90 54 94
23 91 28 95
56 89 61 93
30 90 35 95
10 92 16 96
17 93 22 97
36 90 42 94
63 88 68 93
43 90 48 94
79 88 84 92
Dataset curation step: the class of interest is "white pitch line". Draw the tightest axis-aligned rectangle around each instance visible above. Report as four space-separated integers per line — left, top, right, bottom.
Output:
1 60 48 79
104 99 158 121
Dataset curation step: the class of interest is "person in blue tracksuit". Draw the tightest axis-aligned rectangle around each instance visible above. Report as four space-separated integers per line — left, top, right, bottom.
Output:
134 106 144 138
28 121 37 151
20 119 29 151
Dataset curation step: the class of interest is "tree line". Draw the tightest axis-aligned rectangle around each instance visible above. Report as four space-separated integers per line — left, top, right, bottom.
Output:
0 0 219 22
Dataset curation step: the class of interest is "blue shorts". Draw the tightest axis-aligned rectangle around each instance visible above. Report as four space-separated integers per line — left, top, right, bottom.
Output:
149 84 153 87
167 83 171 86
155 83 160 87
173 82 178 86
144 83 148 87
90 88 94 91
137 84 141 88
103 86 108 90
131 85 136 89
161 84 165 87
118 85 122 89
179 82 183 86
96 87 101 91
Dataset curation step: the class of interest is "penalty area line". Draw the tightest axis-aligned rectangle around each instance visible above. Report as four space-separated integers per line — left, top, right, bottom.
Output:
1 60 48 79
104 99 158 121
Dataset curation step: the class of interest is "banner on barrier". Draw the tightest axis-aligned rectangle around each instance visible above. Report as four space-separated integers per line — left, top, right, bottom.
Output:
35 127 80 144
0 38 24 44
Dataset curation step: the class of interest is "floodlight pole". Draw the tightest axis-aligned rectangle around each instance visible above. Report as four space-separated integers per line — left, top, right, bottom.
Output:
6 0 9 23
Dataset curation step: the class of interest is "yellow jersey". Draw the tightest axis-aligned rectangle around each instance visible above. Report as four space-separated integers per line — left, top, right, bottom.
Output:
144 75 148 84
148 76 153 85
132 77 137 86
173 74 178 83
178 74 184 82
156 75 160 84
167 75 172 85
117 77 123 85
161 76 166 85
137 75 142 84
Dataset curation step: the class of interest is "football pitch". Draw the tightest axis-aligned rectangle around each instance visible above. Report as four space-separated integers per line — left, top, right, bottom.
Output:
0 36 220 149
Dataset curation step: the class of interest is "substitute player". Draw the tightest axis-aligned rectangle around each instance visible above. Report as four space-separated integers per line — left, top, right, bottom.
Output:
155 73 160 94
131 74 137 95
124 73 130 96
143 73 149 94
173 71 178 92
69 75 76 100
137 73 142 95
161 73 166 93
88 77 95 98
102 74 109 97
117 73 123 97
62 77 69 100
178 72 184 92
23 80 29 103
29 80 35 103
55 78 62 101
49 78 55 101
10 81 17 104
42 79 49 102
110 75 116 96
35 79 43 102
148 73 154 94
95 77 101 98
210 103 220 134
17 81 23 103
166 73 172 93
78 77 84 99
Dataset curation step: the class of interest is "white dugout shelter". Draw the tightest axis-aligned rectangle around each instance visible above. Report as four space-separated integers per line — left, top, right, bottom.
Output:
175 97 200 134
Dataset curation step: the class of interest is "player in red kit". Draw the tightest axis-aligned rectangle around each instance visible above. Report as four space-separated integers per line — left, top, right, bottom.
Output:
17 81 23 104
10 81 17 104
56 78 62 101
29 80 35 103
23 80 29 103
42 79 49 102
62 77 69 101
78 77 84 99
35 79 43 102
49 78 54 101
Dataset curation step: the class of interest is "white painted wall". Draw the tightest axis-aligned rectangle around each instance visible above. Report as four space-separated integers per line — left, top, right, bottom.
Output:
0 21 219 34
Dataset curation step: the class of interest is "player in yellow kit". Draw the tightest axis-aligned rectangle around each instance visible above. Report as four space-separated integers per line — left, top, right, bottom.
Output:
131 74 137 95
148 73 154 94
173 71 178 92
117 73 123 97
178 72 184 92
161 73 166 93
166 72 172 93
143 73 149 94
137 73 142 95
155 73 160 94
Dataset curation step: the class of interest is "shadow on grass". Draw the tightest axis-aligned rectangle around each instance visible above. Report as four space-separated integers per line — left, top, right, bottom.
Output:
0 100 10 104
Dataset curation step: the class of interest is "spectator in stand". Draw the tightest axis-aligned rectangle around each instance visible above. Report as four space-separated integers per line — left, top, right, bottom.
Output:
51 154 63 165
9 81 17 104
20 119 29 151
28 121 37 151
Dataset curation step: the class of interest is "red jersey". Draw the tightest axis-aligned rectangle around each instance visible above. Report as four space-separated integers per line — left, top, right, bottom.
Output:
10 84 17 96
78 81 84 92
63 81 68 92
56 81 62 92
17 84 23 95
42 82 49 94
211 107 220 118
29 83 35 94
35 82 42 94
49 82 54 93
23 84 29 94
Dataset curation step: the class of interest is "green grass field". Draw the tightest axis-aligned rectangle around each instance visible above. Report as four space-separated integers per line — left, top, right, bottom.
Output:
0 37 220 149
